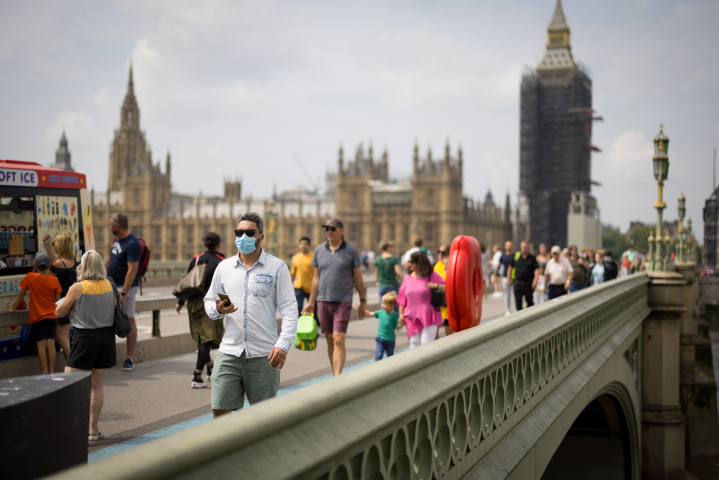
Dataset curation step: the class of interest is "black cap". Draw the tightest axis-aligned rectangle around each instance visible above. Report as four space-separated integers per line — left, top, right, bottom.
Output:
322 219 344 229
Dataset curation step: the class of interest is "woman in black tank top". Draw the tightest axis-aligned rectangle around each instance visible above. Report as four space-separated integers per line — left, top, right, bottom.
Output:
44 233 77 360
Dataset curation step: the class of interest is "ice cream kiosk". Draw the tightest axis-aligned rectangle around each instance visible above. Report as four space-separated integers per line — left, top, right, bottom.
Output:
0 159 95 360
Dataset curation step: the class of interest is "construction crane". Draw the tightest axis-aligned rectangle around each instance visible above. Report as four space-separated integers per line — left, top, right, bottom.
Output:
293 153 321 195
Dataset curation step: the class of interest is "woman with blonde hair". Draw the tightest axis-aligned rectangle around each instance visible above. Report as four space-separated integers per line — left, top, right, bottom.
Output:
57 250 117 441
43 233 77 360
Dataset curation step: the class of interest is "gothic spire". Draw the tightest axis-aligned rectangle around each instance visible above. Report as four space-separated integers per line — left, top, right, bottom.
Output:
548 0 568 32
537 0 574 71
127 61 135 98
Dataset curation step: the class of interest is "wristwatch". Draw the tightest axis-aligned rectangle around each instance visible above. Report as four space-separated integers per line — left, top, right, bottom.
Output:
120 292 127 297
360 299 366 303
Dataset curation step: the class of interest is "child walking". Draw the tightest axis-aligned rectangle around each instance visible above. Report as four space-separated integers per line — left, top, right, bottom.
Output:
3 253 62 373
363 291 400 361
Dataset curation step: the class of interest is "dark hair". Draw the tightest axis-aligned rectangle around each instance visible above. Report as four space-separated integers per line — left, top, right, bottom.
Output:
35 265 48 272
414 238 423 247
203 232 221 250
299 237 311 244
110 212 129 230
410 251 433 277
380 240 394 251
238 212 264 234
605 250 613 258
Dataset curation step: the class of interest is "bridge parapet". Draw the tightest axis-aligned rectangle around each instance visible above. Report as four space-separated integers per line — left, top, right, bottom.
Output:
50 275 651 480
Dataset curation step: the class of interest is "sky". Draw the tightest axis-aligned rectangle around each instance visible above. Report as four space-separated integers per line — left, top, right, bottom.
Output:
1 0 717 239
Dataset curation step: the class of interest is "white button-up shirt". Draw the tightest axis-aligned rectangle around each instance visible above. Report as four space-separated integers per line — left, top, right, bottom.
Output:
204 249 298 358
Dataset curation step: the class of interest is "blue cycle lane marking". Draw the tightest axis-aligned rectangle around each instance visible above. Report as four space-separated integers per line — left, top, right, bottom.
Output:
89 347 409 463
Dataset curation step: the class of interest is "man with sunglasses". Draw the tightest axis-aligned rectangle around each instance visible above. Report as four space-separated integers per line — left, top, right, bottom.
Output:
204 212 298 417
302 219 365 376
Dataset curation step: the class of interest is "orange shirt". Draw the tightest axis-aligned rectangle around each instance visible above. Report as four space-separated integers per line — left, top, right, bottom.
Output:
19 273 61 323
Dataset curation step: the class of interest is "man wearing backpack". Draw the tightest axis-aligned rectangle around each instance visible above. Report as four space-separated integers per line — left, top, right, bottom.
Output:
107 212 142 371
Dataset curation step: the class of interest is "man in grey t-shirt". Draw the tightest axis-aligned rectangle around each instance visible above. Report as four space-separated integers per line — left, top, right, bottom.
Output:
302 219 366 376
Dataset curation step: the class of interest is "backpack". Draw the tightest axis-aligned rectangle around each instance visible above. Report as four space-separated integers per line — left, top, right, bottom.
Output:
137 238 151 294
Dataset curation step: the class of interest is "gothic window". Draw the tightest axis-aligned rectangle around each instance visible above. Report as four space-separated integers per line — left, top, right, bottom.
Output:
134 226 143 240
155 226 162 244
96 228 105 245
376 224 382 244
390 224 396 241
153 191 157 207
307 226 313 242
404 224 409 243
127 110 133 126
351 191 359 207
134 189 140 205
170 226 178 243
349 223 361 243
289 226 296 244
427 189 435 205
187 226 194 246
425 222 435 243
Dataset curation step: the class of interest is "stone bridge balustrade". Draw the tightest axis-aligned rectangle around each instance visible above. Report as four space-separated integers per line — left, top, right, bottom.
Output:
49 274 653 480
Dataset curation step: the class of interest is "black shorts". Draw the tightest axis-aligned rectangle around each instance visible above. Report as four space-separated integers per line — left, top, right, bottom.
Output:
442 318 449 327
66 326 117 370
57 315 71 326
32 318 58 341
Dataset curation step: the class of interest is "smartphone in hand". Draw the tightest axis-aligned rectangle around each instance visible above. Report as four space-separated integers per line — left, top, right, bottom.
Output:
218 293 230 306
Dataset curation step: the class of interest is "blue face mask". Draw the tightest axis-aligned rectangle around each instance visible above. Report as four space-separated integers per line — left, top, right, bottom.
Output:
236 235 258 254
604 256 611 262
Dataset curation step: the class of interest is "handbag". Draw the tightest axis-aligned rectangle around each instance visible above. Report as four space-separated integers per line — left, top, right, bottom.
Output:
107 277 131 338
427 276 446 309
172 255 208 301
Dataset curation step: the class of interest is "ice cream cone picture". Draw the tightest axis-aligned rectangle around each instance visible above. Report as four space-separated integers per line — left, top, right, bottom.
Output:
62 203 67 216
71 203 76 216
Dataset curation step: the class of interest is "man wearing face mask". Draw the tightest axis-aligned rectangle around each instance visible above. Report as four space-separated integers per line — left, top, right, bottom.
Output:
204 212 298 417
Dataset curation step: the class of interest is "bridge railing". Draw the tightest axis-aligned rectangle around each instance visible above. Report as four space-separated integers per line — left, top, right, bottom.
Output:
51 274 650 480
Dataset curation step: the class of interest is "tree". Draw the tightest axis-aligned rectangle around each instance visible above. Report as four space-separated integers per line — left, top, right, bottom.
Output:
602 229 630 257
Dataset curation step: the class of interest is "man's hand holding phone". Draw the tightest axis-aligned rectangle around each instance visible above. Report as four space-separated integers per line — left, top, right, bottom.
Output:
216 293 237 315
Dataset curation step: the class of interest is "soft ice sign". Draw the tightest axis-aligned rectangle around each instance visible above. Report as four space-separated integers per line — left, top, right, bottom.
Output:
0 168 38 187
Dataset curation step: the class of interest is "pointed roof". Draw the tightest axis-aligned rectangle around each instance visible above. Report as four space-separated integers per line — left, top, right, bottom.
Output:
126 61 135 98
59 129 68 148
548 0 569 32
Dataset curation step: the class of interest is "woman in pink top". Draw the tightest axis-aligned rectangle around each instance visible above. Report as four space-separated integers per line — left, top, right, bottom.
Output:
398 251 445 348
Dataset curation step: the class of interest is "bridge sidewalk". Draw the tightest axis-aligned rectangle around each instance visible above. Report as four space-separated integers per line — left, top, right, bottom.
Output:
88 295 508 460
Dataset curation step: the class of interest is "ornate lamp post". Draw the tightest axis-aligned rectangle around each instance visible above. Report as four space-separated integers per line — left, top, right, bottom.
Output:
676 193 686 262
648 125 670 271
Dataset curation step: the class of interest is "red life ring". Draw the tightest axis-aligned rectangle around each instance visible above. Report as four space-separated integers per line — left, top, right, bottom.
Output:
446 235 483 332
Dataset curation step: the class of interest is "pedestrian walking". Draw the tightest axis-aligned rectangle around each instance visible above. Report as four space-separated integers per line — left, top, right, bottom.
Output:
401 238 433 270
534 244 550 305
603 251 619 280
587 252 612 286
490 244 503 298
302 218 366 376
434 244 452 337
290 237 314 315
621 245 637 277
373 240 403 312
106 212 141 372
568 245 589 293
545 245 574 300
497 241 515 315
480 243 491 300
204 213 298 417
43 232 77 361
507 241 539 311
397 251 445 348
56 250 117 441
175 232 226 389
361 291 399 361
3 253 61 373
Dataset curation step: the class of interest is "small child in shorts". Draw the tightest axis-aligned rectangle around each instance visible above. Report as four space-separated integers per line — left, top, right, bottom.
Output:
3 253 62 373
363 291 400 361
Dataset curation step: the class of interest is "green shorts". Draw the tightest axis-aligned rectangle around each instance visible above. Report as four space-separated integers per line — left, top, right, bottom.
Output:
211 351 280 411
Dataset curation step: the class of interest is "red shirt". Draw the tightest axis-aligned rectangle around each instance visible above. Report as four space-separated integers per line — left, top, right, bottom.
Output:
19 272 61 323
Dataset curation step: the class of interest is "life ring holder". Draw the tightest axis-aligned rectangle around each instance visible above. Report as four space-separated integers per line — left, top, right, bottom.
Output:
446 235 483 332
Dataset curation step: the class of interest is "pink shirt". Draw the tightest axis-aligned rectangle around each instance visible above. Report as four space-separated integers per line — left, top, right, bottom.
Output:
397 272 445 337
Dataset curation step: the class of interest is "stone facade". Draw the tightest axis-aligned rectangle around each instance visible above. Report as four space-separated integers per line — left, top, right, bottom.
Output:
92 67 514 263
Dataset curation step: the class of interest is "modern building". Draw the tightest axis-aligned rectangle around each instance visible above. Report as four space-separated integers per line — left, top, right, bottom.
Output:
91 66 515 262
50 130 74 171
519 0 595 247
704 186 718 267
567 191 601 250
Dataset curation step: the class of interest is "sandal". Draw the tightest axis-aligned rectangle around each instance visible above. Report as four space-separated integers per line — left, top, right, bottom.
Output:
88 432 104 441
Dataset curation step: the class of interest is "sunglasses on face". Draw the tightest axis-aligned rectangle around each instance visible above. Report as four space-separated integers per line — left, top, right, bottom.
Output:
438 250 447 255
408 260 415 264
324 226 337 232
235 229 258 238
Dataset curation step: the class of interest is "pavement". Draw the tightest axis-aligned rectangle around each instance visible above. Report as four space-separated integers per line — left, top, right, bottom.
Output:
88 276 511 461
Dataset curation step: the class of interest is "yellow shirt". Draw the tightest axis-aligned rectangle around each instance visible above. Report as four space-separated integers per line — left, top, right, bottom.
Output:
290 252 314 294
433 260 448 320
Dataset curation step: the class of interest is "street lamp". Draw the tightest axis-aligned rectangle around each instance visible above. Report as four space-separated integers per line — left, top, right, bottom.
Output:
648 125 672 271
676 193 686 263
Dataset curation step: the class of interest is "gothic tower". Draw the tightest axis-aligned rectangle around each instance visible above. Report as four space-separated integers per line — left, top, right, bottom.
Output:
107 64 172 236
51 130 73 171
519 0 593 247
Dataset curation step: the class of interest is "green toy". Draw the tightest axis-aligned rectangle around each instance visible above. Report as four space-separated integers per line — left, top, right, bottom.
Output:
294 313 318 351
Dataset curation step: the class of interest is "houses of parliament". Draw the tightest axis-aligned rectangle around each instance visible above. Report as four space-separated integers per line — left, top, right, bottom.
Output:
54 67 516 262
